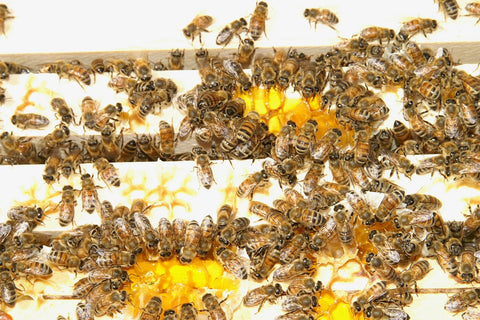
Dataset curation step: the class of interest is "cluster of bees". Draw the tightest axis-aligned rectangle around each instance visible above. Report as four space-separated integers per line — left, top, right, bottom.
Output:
2 1 480 320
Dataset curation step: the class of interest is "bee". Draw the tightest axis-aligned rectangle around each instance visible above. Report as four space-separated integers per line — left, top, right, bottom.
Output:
375 189 405 223
458 241 476 283
58 185 77 227
136 134 160 161
76 302 94 320
197 215 216 258
60 142 83 178
303 8 339 30
218 217 250 246
308 216 336 251
108 74 137 93
359 26 395 44
183 15 214 43
243 283 285 311
311 128 342 162
294 119 318 155
279 234 306 265
281 294 317 313
399 18 438 41
93 157 120 188
0 4 13 36
12 261 53 278
80 173 100 214
95 249 136 268
216 204 234 230
216 18 248 46
51 97 75 124
433 240 459 276
236 170 270 199
43 151 62 184
328 150 350 186
93 290 128 317
223 59 252 91
169 49 185 70
369 230 401 265
7 205 43 223
466 2 480 24
178 220 201 264
117 139 137 162
351 281 388 314
90 58 105 75
249 1 268 40
364 307 409 320
236 38 256 68
303 161 325 196
398 258 430 287
252 55 277 89
436 0 459 20
193 148 215 189
202 293 227 320
403 193 442 211
173 218 187 254
163 309 179 320
346 191 374 225
98 124 120 162
366 254 398 282
216 247 248 279
131 58 152 81
140 296 163 320
11 113 49 130
272 257 314 282
180 303 198 320
82 136 102 161
154 120 175 156
157 217 174 260
251 246 281 281
79 96 99 130
415 154 446 176
0 268 16 306
444 289 480 313
92 103 122 132
277 50 301 91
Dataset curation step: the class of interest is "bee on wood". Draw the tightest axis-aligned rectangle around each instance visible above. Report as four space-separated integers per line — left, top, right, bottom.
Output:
236 38 256 68
183 15 214 44
169 49 185 70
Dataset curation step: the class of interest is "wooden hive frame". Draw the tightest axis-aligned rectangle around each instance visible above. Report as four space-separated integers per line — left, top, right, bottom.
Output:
1 0 480 319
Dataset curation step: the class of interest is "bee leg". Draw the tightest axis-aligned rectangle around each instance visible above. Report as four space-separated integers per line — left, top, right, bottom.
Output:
255 298 267 314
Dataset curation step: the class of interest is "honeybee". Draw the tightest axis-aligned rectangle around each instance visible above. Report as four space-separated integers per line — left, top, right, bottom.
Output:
249 1 268 40
444 289 480 313
183 15 214 43
117 139 137 162
95 249 136 268
311 128 342 162
12 261 53 278
79 96 99 130
436 0 459 20
375 189 405 223
7 205 43 223
369 230 401 265
397 259 431 288
216 18 248 46
216 247 248 279
403 193 442 211
243 283 285 311
0 4 13 36
51 97 75 124
279 234 306 265
11 113 49 130
169 49 185 70
459 242 476 283
58 185 77 227
281 294 318 313
302 161 325 196
0 268 16 306
90 58 105 75
277 50 300 91
197 215 216 258
466 2 480 24
303 8 339 30
202 293 227 320
351 281 388 313
140 296 163 320
93 157 120 188
346 191 374 225
131 58 152 82
359 26 395 44
237 170 269 199
223 59 252 91
179 220 201 264
76 302 94 320
218 217 250 246
59 142 82 178
105 58 133 76
272 257 314 282
157 217 174 259
43 151 62 184
193 148 215 189
293 119 317 155
399 18 438 41
163 309 179 320
80 173 100 214
236 38 256 68
415 154 446 176
173 218 187 254
433 240 459 276
366 254 398 282
92 290 128 317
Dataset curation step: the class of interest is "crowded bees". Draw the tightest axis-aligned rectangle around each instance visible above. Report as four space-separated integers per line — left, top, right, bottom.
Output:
1 1 480 320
